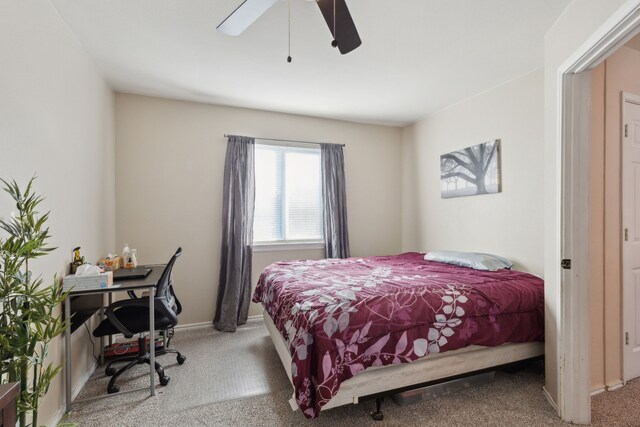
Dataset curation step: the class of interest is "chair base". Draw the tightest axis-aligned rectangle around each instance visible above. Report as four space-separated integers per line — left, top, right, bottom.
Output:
104 336 185 393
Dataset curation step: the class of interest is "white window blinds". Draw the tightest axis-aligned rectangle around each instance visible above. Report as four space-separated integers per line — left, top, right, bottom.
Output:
253 142 324 243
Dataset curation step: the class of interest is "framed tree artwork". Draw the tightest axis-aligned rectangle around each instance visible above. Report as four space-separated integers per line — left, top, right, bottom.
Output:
440 139 501 199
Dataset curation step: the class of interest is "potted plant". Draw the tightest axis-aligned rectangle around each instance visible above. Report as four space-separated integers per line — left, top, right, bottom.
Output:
0 177 70 427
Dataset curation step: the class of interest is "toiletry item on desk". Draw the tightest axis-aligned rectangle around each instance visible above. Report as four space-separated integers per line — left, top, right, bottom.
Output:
123 243 136 269
130 249 138 268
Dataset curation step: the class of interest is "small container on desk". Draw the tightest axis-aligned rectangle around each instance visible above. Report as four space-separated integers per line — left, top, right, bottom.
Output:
97 256 122 271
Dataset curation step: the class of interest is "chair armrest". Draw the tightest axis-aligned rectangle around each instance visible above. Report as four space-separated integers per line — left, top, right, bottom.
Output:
127 290 138 299
105 302 135 337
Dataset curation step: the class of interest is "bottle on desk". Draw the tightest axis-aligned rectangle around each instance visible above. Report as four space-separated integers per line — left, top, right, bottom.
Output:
123 243 134 269
130 249 138 268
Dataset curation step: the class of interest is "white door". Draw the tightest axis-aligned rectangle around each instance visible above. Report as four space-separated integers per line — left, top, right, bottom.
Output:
622 94 640 381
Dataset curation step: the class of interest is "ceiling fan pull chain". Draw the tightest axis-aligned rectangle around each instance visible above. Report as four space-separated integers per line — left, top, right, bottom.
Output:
287 0 292 62
331 0 338 48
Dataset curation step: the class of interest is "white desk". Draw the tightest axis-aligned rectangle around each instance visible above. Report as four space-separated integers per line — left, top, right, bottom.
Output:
64 265 164 413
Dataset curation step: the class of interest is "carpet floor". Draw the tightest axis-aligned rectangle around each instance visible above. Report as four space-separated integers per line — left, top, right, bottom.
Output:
66 318 639 426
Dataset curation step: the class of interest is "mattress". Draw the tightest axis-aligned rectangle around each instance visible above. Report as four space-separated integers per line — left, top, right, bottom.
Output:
252 252 544 419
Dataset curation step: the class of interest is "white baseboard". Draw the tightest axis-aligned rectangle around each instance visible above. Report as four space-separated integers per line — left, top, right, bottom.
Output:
73 359 99 401
51 405 66 427
606 380 624 391
105 321 213 341
107 318 261 336
591 386 606 396
542 386 559 414
174 321 212 331
174 316 262 332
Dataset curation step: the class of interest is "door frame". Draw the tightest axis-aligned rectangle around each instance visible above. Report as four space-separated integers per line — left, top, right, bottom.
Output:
559 69 592 425
559 2 640 424
621 92 640 381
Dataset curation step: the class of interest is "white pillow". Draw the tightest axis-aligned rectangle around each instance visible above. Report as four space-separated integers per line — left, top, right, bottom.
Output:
424 251 513 271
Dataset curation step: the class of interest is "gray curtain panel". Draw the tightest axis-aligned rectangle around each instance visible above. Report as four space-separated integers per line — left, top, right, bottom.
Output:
214 135 255 332
321 143 350 259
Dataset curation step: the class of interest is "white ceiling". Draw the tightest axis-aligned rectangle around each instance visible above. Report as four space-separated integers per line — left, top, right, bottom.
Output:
50 0 570 126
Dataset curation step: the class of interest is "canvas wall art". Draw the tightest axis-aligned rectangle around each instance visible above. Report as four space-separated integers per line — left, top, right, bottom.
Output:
440 139 501 199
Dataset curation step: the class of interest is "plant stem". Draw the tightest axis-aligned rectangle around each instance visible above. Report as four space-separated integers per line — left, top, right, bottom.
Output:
32 363 39 427
19 359 27 427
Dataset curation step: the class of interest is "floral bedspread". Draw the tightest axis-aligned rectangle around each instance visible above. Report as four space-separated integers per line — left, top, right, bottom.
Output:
252 252 544 419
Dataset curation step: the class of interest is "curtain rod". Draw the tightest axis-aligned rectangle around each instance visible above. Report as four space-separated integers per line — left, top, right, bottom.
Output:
223 134 345 147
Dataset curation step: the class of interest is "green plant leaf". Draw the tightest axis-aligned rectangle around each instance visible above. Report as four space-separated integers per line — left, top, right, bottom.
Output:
0 176 67 427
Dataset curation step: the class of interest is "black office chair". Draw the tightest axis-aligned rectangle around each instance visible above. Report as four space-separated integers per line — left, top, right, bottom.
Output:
93 247 186 393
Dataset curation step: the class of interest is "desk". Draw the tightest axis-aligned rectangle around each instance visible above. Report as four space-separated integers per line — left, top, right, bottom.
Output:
64 265 164 413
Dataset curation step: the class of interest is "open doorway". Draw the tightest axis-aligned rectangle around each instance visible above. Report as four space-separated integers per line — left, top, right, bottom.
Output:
559 7 640 425
588 32 640 399
621 92 640 382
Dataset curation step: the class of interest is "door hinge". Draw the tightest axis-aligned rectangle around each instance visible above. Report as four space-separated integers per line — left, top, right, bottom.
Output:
561 259 571 270
626 332 630 345
625 228 629 241
625 123 629 138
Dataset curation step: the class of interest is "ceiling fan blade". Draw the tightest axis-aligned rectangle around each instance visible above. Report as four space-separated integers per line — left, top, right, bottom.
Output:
315 0 362 54
217 0 279 36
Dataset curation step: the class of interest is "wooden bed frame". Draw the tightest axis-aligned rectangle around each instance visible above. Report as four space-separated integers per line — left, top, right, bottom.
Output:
263 311 544 412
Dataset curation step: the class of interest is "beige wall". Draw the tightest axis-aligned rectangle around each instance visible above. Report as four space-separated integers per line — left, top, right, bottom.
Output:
401 70 545 275
0 1 115 425
114 94 403 324
590 46 640 391
543 0 629 405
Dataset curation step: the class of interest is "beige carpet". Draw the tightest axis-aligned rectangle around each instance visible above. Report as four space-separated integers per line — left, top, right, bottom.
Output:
67 318 636 426
592 379 640 426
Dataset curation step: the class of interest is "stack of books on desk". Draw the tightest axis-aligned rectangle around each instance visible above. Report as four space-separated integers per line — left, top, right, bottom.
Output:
62 271 113 292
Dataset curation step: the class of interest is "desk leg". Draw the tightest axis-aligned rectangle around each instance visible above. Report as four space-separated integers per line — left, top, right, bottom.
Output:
99 306 105 366
108 293 113 348
64 297 72 413
148 286 155 396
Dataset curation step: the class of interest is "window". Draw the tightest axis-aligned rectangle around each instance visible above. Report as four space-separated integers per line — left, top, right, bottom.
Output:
253 142 324 245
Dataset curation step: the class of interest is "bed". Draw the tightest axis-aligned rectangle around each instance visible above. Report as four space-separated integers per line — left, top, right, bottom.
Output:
252 252 544 419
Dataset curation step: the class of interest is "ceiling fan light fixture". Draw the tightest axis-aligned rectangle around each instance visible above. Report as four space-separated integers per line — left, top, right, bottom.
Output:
217 0 361 55
217 0 279 36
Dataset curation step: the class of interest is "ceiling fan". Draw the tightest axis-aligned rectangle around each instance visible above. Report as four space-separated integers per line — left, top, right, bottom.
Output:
217 0 362 57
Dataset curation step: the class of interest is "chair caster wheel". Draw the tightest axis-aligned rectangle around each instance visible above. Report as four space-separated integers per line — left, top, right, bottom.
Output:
160 376 170 386
105 367 116 376
107 385 120 394
177 355 186 365
371 411 384 421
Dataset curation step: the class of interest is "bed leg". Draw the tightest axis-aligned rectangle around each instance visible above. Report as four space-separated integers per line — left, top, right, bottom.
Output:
370 397 384 421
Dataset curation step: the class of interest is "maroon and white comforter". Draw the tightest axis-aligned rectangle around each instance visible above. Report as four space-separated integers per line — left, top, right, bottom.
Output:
252 252 544 419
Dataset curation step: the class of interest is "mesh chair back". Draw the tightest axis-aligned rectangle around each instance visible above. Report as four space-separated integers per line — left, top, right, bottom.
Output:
156 247 183 315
